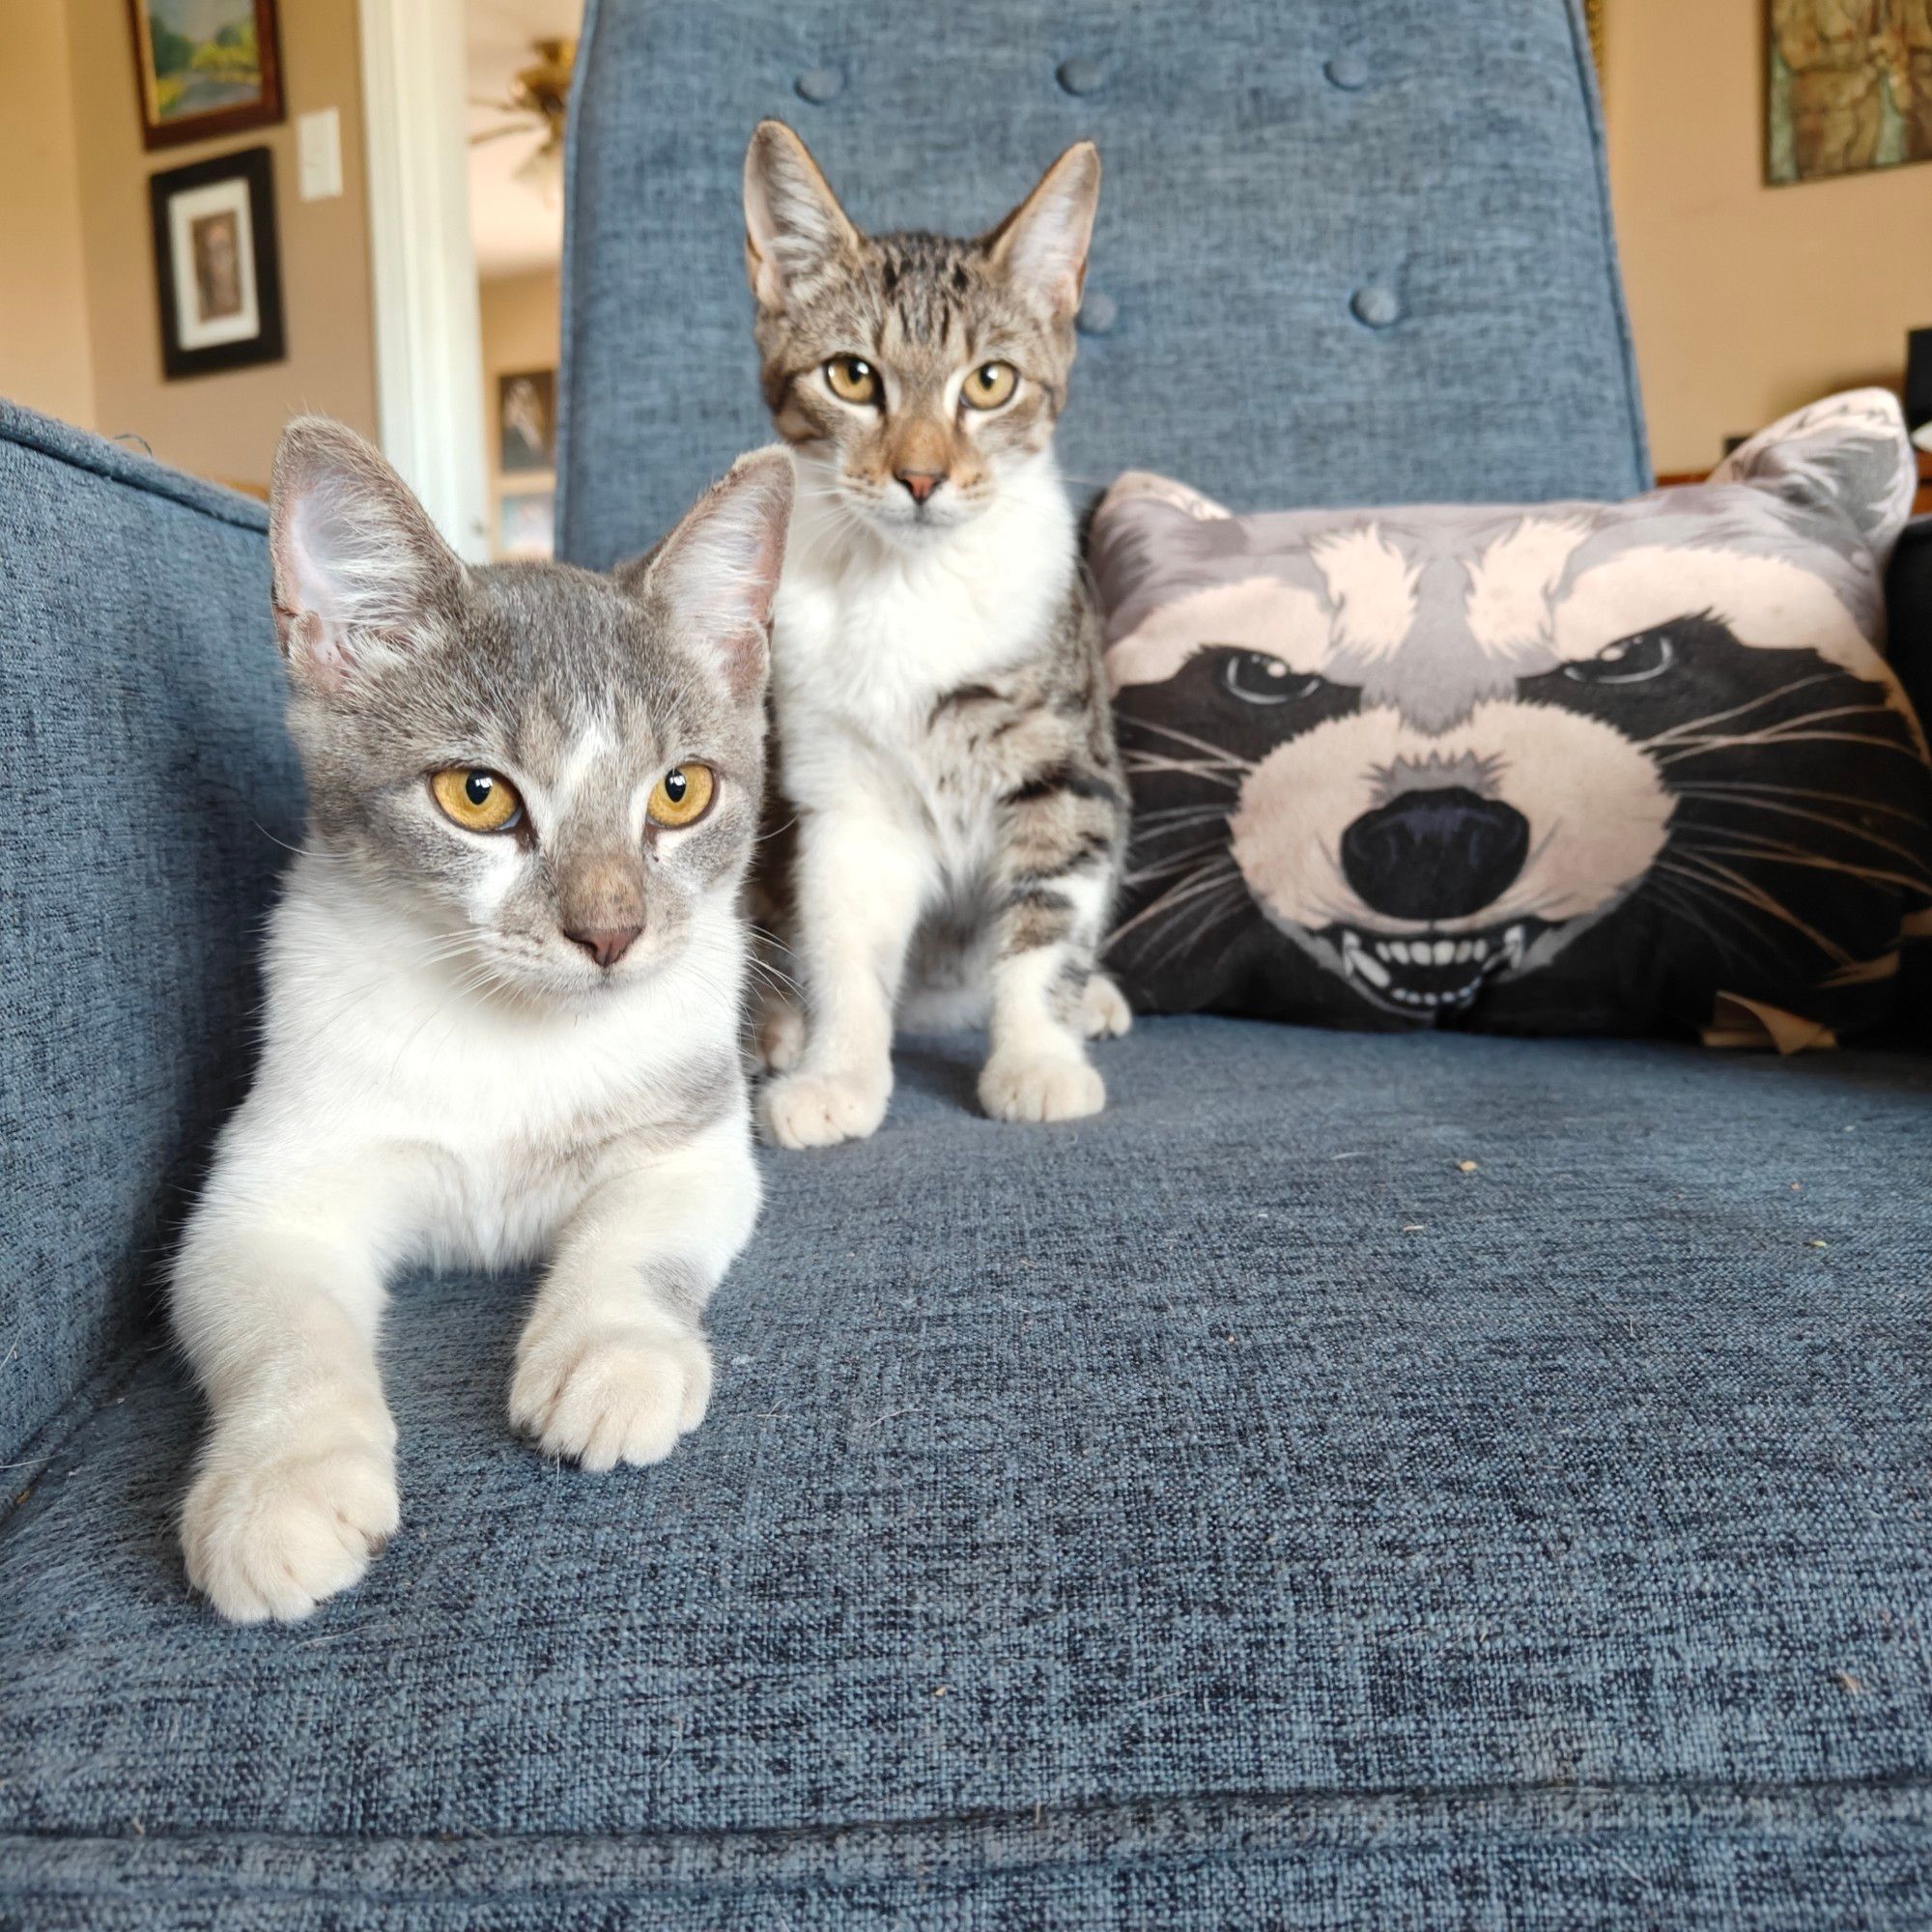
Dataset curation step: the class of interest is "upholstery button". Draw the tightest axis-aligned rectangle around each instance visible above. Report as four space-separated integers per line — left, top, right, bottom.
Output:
1076 292 1117 335
1325 52 1370 90
1056 56 1105 97
1351 285 1401 328
794 67 844 104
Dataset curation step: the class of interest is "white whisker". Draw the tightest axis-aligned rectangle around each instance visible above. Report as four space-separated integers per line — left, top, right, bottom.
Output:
1110 860 1247 947
1119 716 1256 769
1656 853 1853 965
1638 673 1838 748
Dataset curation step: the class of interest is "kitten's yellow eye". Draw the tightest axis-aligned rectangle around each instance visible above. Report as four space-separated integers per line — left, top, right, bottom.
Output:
431 768 523 834
648 763 715 829
962 361 1017 411
824 355 880 405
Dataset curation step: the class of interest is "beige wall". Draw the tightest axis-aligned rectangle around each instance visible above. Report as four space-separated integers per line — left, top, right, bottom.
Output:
1605 0 1932 473
0 3 97 428
479 267 560 554
63 0 379 493
18 4 1917 493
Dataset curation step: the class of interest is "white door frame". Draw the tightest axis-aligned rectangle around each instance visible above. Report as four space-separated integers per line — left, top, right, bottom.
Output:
357 0 490 562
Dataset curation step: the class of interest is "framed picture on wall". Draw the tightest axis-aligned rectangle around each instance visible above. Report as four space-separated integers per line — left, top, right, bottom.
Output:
1767 0 1931 184
497 489 555 559
127 0 284 151
149 147 286 381
498 370 557 474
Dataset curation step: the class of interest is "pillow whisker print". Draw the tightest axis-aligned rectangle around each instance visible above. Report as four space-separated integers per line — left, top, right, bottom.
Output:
1092 390 1932 1042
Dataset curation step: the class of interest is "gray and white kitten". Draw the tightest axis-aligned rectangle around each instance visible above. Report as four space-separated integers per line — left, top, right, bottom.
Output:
171 417 792 1623
743 120 1130 1148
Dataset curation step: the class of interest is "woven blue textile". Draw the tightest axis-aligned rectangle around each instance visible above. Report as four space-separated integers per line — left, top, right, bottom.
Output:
0 402 299 1469
4 0 1929 1910
3 1020 1930 1928
556 0 1649 570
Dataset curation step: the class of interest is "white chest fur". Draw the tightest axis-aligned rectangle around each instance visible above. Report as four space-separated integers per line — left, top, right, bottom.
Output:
223 858 748 1272
772 453 1075 866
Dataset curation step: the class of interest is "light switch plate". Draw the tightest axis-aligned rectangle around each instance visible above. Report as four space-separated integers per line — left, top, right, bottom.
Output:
297 108 343 201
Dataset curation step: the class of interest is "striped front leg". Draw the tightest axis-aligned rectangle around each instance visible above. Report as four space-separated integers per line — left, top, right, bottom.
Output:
979 771 1126 1123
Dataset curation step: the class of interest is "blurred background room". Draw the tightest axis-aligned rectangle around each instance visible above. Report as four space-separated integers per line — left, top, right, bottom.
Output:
1 0 1928 558
2 0 582 560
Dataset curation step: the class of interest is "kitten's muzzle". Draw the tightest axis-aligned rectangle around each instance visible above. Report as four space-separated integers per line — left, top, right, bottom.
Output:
556 853 648 971
564 923 642 970
895 469 944 504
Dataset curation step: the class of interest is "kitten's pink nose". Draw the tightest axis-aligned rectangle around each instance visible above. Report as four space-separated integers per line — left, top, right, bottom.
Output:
565 924 641 969
895 469 943 504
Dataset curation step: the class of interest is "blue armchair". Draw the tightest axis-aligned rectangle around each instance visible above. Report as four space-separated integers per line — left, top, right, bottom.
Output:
4 3 1927 1926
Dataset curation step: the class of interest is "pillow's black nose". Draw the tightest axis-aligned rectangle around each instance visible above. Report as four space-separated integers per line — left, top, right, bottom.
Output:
1340 786 1530 922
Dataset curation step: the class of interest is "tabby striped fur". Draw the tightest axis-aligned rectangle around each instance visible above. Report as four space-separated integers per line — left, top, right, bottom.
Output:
743 120 1130 1143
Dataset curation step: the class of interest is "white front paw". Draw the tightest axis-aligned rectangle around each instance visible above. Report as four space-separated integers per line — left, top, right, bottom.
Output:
1082 972 1134 1039
182 1425 399 1625
980 1048 1106 1123
759 1067 889 1149
510 1320 713 1470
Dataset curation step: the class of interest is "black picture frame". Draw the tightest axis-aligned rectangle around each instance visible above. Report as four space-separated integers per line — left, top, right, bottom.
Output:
148 146 286 382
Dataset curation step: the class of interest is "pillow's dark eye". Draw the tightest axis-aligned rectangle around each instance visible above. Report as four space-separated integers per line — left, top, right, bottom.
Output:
1221 650 1324 705
1567 626 1676 685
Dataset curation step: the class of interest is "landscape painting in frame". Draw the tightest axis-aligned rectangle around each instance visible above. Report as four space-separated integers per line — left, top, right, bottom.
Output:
128 0 283 152
1767 0 1932 184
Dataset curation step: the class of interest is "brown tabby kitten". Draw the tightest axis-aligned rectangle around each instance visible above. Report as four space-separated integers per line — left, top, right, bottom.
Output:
743 120 1130 1147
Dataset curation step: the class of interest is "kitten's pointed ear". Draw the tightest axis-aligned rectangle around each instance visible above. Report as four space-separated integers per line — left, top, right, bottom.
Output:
744 119 860 308
627 447 794 702
985 141 1101 322
270 416 463 694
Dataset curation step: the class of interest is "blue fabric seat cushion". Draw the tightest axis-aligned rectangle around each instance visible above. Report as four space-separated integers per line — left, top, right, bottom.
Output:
4 1018 1928 1927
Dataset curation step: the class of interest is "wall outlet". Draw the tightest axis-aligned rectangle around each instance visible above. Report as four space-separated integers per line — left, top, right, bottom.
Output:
298 109 344 202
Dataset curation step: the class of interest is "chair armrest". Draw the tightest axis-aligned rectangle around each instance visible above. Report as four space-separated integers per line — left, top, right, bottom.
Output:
0 404 300 1468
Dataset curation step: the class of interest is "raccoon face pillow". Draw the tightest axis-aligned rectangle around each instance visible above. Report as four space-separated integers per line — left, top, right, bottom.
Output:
1092 390 1932 1043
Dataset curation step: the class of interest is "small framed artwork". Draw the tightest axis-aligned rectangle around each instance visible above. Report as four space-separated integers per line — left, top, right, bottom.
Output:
497 489 555 560
1767 0 1930 185
127 0 284 152
149 147 286 381
498 370 557 474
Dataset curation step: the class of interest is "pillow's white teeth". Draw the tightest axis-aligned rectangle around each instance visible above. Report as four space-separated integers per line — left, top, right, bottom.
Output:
1338 923 1533 1005
1342 931 1392 989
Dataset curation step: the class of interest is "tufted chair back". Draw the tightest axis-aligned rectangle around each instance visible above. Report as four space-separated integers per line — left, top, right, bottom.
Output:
555 0 1648 569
